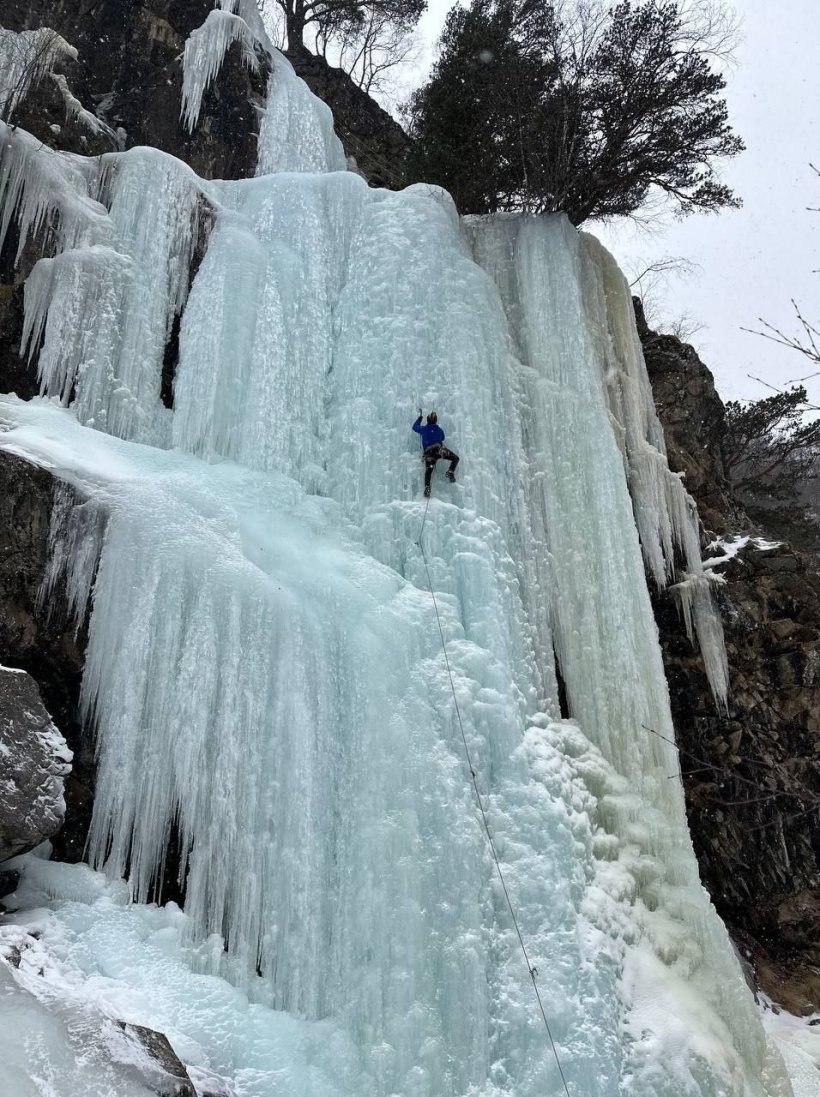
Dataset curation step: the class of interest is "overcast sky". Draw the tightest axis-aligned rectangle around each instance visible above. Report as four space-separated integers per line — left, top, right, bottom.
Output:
410 0 820 405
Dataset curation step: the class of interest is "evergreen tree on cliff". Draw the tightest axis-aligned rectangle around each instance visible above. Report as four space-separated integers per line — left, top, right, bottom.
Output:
276 0 425 58
407 0 743 224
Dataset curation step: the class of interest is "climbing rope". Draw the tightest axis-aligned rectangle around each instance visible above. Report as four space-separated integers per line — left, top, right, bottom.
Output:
417 498 573 1097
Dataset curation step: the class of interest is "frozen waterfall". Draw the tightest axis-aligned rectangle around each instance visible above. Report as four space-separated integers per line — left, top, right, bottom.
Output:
0 29 792 1097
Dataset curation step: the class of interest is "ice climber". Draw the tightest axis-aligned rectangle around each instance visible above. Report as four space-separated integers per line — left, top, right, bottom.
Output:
413 410 460 498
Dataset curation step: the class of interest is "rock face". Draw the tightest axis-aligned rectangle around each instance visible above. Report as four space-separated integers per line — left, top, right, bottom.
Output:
640 308 820 1014
0 454 89 863
5 0 266 180
0 666 72 862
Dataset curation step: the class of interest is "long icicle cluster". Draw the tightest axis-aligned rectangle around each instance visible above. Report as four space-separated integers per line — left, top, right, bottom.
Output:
180 7 261 132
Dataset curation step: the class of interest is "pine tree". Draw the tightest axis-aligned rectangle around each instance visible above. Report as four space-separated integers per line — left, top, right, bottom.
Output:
407 0 743 224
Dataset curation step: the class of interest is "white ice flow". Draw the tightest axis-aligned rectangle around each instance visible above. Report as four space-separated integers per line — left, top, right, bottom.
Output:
0 21 795 1097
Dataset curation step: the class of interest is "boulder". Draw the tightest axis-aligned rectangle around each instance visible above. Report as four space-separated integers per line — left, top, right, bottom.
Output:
0 452 90 863
0 666 72 862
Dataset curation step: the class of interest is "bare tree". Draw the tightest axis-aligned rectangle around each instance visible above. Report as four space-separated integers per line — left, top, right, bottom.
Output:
313 8 419 95
629 254 704 342
272 0 424 60
675 0 741 64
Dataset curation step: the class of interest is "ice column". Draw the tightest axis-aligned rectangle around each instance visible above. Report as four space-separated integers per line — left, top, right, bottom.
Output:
180 8 260 132
180 1 347 174
580 233 729 705
256 51 347 175
469 213 766 1081
20 146 201 444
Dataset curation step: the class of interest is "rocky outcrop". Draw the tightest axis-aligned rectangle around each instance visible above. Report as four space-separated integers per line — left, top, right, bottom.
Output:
0 454 89 863
111 1021 198 1097
640 308 820 1013
635 297 740 534
0 666 72 861
285 49 411 189
5 0 266 179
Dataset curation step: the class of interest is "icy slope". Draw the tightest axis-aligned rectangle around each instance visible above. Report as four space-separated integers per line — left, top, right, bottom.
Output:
0 35 791 1097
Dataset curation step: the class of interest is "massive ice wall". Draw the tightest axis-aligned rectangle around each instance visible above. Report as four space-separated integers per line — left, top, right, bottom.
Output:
0 16 792 1097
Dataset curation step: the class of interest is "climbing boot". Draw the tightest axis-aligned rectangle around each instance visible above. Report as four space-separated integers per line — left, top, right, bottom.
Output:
424 484 431 498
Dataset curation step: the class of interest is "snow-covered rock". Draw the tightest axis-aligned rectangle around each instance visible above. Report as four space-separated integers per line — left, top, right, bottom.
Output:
0 665 72 862
0 926 208 1097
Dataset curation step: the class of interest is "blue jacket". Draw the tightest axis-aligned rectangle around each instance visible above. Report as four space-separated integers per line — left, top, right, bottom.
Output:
413 416 444 449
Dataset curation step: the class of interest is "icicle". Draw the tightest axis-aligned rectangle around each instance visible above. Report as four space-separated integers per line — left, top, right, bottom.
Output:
180 9 260 133
37 484 108 628
0 127 203 442
18 147 202 443
579 232 730 708
0 121 108 262
0 27 77 121
22 245 132 411
671 572 730 709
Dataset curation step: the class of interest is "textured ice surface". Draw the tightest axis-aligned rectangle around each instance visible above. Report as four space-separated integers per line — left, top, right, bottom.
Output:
0 43 791 1097
761 1004 820 1097
0 121 107 263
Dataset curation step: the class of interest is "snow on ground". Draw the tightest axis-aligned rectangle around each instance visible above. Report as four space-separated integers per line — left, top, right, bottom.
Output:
2 852 814 1097
1 854 353 1097
761 1002 820 1097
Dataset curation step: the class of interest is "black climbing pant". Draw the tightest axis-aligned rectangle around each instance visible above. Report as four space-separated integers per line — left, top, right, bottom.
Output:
423 444 459 492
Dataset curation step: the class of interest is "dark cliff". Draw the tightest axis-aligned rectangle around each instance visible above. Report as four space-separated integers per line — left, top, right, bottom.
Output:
0 456 89 863
6 0 267 178
638 302 820 1014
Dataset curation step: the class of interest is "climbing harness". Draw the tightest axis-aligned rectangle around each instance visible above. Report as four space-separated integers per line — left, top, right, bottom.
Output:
416 496 573 1097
